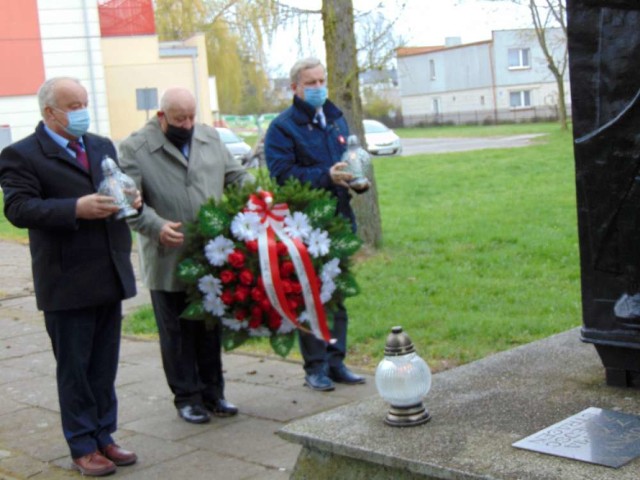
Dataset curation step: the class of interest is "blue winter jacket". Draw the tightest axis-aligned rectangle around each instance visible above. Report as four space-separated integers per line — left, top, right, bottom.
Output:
264 95 356 230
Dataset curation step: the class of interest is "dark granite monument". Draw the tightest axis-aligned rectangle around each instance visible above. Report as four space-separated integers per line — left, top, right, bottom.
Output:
568 0 640 387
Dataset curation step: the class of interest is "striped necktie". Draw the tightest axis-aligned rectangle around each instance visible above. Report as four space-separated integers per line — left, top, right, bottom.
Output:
68 140 89 170
314 110 326 129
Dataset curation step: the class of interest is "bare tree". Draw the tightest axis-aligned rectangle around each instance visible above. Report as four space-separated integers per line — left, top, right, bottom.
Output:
322 0 382 248
528 0 568 130
500 0 568 129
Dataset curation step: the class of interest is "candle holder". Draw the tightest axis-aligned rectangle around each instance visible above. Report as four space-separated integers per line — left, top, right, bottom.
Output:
375 326 432 426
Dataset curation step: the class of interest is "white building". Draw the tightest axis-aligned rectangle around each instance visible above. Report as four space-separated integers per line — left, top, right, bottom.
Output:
397 29 570 126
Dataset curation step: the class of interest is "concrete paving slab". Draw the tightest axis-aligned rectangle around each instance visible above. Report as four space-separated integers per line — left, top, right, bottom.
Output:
183 416 291 458
4 376 60 411
223 381 359 422
115 449 268 479
1 350 56 378
0 407 67 463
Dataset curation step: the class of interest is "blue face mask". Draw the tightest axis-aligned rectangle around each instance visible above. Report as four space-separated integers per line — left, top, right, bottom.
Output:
304 86 328 109
62 108 91 137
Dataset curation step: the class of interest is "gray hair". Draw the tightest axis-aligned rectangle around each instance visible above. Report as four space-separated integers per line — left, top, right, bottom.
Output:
37 77 82 116
289 57 325 84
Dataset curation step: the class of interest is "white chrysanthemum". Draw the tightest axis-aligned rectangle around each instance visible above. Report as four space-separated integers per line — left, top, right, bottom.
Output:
321 258 341 283
203 293 226 316
284 211 312 240
198 274 222 296
221 317 247 331
204 235 234 266
278 318 297 334
230 211 262 241
248 326 271 337
320 279 336 304
306 228 331 258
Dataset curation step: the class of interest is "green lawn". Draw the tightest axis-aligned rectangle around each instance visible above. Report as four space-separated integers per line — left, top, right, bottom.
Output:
0 122 581 372
347 124 580 371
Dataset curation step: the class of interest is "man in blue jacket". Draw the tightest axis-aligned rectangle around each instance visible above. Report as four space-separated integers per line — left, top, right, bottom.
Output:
264 57 365 392
0 77 139 476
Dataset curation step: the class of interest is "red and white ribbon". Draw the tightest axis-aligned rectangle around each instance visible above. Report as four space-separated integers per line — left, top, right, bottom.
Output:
246 191 332 343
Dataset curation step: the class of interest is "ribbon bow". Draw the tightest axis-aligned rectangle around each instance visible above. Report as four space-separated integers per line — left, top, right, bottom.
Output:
246 191 332 343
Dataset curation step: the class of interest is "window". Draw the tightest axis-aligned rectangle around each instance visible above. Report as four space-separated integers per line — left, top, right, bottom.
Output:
510 90 531 108
429 59 436 80
508 48 530 69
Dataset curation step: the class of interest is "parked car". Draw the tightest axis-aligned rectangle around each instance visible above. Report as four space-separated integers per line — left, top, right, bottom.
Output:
243 133 266 169
215 127 251 163
363 119 402 156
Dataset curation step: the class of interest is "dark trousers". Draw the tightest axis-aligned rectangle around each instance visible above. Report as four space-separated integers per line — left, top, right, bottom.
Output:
150 290 224 408
44 302 121 459
299 303 348 375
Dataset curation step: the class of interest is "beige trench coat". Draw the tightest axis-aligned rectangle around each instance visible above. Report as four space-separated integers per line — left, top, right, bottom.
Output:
119 117 253 291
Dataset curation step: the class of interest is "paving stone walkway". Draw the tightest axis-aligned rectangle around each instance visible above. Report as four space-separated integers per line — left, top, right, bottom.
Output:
0 240 376 479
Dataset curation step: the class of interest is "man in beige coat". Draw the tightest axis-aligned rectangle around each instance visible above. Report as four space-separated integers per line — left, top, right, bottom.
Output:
120 87 253 424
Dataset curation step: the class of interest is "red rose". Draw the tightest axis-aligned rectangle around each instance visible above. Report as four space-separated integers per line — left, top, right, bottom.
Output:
281 280 293 294
251 287 265 302
228 249 245 268
239 269 254 286
249 316 262 329
267 309 282 329
276 242 288 256
287 297 300 311
245 240 258 252
251 306 263 321
221 290 234 305
234 286 250 303
290 282 302 294
220 269 236 284
260 298 272 311
235 309 248 321
280 261 295 278
257 276 264 289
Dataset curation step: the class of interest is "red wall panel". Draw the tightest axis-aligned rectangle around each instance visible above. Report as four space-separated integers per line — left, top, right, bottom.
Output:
0 0 45 96
98 0 156 37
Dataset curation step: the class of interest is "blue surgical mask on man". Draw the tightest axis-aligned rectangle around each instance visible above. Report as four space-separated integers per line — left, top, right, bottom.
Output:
56 108 91 137
304 86 328 109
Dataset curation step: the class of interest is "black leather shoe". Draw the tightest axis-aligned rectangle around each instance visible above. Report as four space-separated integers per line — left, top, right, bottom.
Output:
304 373 335 391
204 398 239 417
329 365 366 384
177 404 210 424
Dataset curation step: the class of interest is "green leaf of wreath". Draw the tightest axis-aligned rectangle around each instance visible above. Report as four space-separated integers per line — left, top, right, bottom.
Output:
304 199 338 228
269 331 296 358
335 273 360 297
222 328 249 351
198 205 230 237
181 301 207 320
329 232 363 258
176 259 209 284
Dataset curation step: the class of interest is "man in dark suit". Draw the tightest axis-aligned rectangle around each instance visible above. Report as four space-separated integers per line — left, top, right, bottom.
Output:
0 77 139 477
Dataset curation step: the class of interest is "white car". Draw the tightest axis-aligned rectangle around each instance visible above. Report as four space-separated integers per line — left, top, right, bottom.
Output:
215 127 251 162
363 119 402 156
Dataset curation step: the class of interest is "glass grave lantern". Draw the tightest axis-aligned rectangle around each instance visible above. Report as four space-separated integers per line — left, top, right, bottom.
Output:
375 326 432 427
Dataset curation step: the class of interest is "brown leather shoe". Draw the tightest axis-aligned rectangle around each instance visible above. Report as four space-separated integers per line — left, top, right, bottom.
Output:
101 443 138 466
71 451 116 476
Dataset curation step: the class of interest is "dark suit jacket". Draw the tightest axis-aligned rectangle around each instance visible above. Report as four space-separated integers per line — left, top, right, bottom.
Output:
0 121 136 311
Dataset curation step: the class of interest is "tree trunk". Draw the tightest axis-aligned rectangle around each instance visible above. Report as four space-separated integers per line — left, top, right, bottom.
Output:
556 73 568 130
322 0 383 248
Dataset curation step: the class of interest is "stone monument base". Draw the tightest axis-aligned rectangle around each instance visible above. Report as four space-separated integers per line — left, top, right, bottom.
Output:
280 328 640 480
